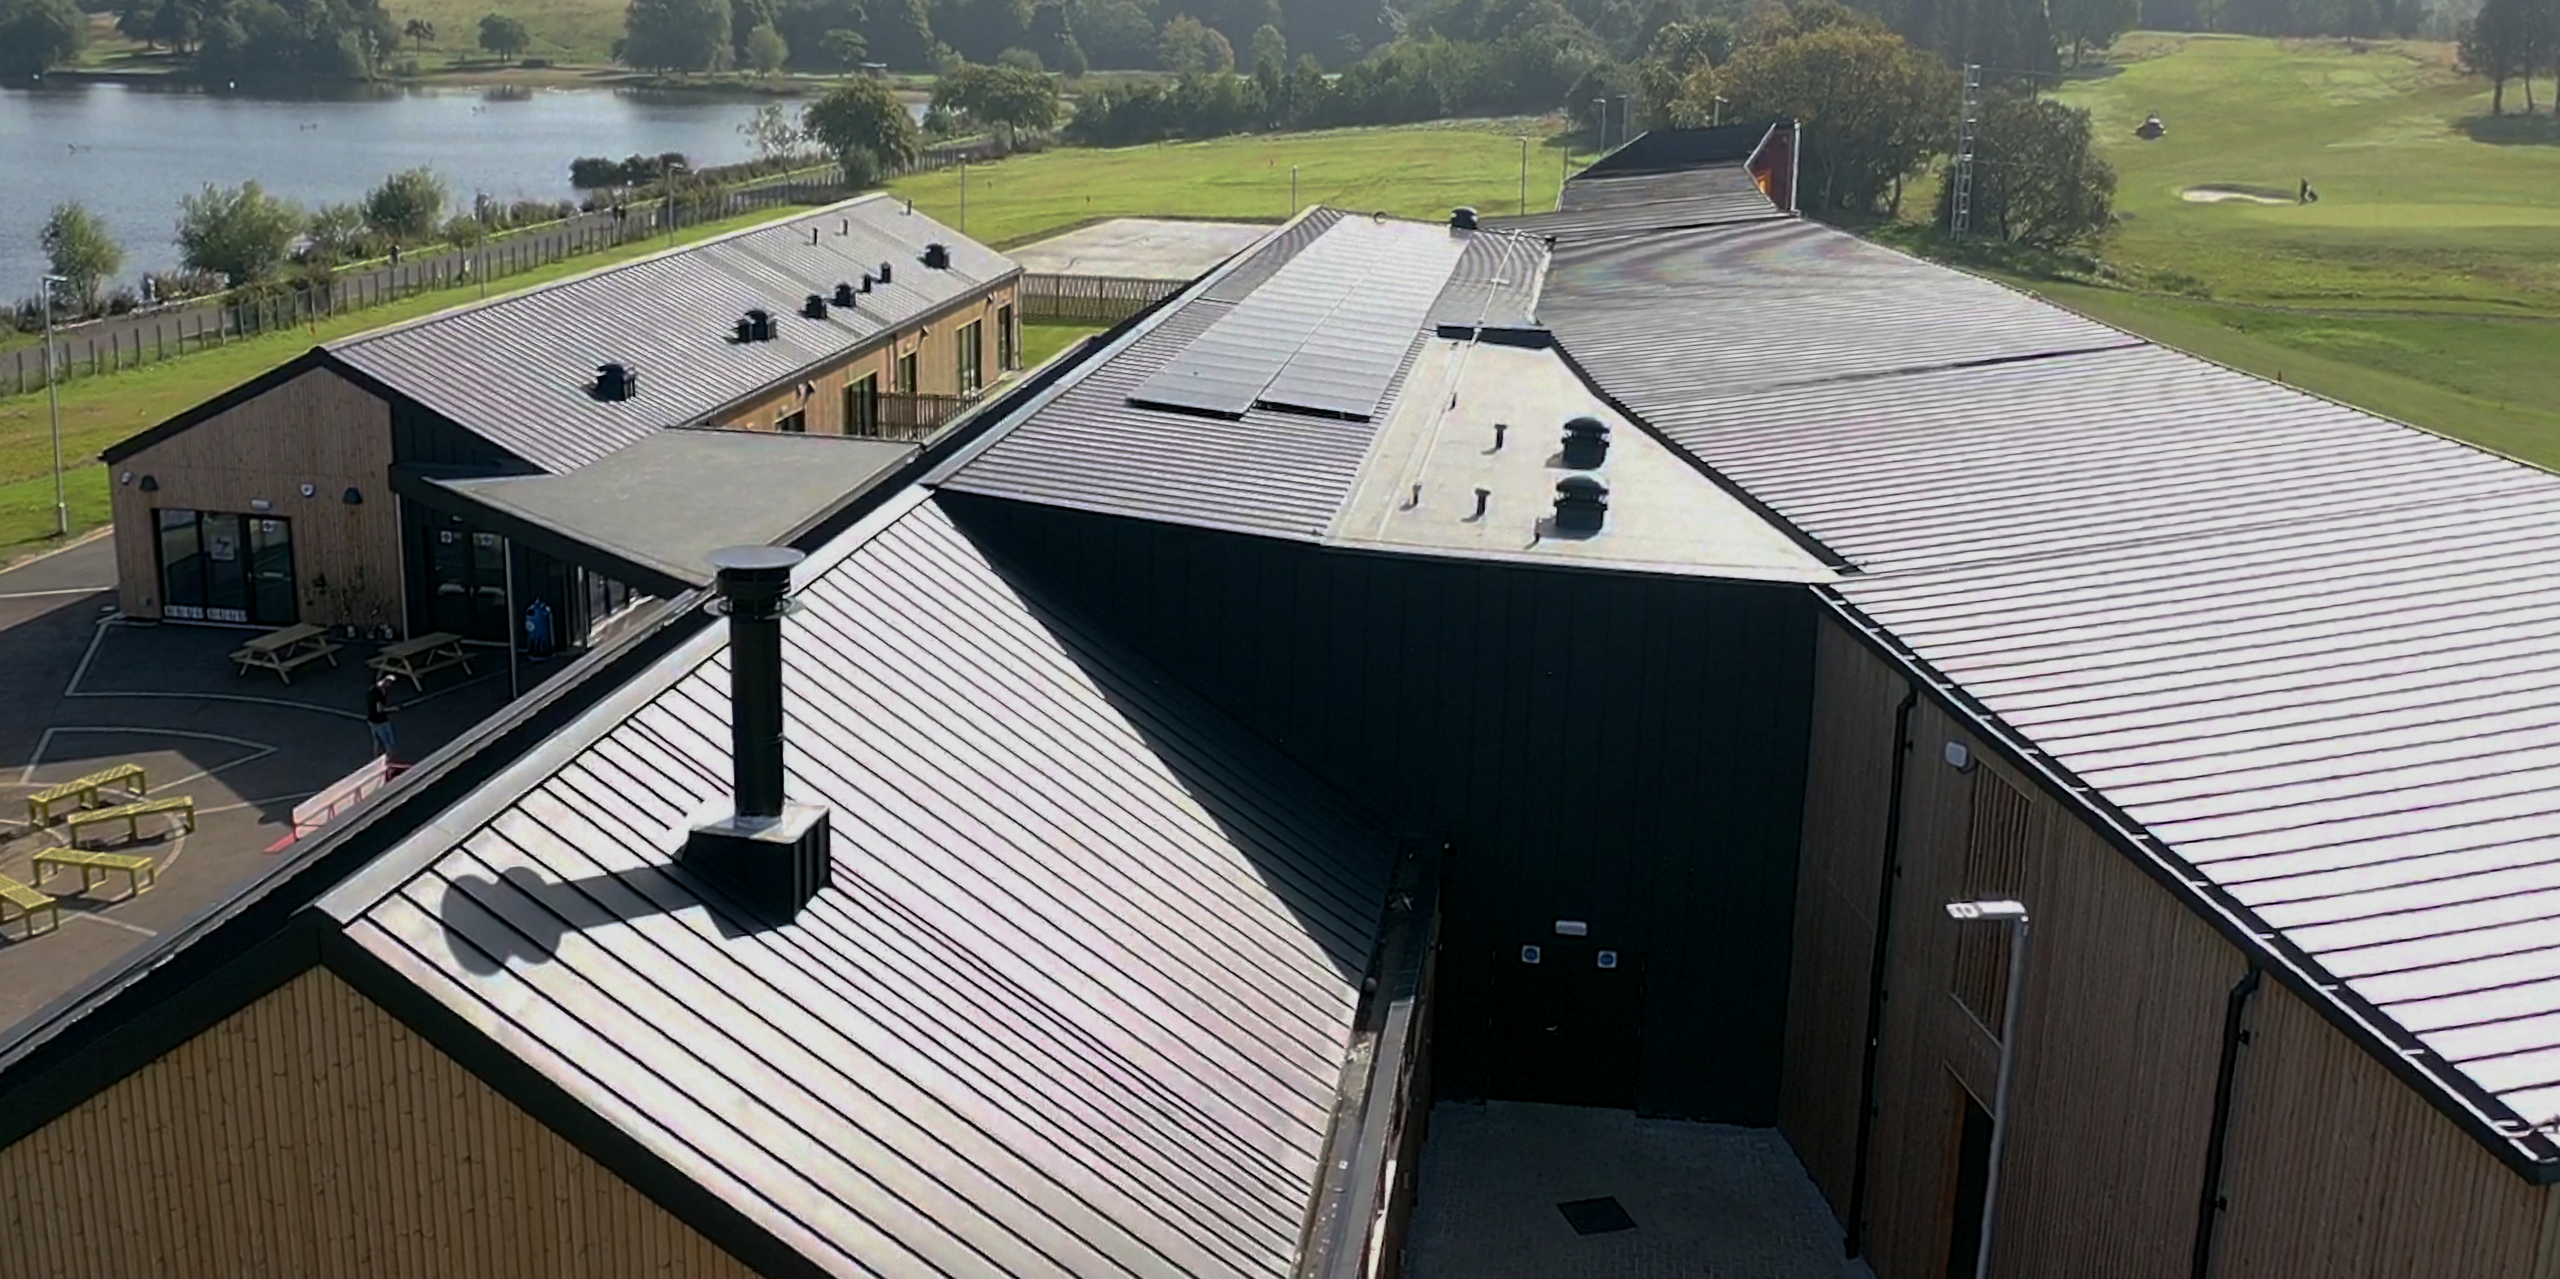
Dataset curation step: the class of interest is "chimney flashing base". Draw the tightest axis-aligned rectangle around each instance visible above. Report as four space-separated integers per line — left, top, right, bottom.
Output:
684 801 832 921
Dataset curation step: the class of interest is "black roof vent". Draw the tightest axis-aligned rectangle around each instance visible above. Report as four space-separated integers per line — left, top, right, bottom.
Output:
683 546 830 924
832 281 857 307
592 361 637 402
1561 415 1611 469
735 308 776 343
1554 475 1609 534
859 272 874 293
923 242 951 269
1450 206 1480 230
878 260 894 284
802 293 829 320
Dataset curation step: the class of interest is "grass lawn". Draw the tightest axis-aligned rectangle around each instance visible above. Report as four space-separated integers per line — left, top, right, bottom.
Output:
1021 323 1105 370
384 0 630 68
1997 36 2560 466
0 208 786 562
888 118 1573 248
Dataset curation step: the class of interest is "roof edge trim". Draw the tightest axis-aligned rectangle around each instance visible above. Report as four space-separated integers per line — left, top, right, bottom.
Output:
1818 592 2560 1185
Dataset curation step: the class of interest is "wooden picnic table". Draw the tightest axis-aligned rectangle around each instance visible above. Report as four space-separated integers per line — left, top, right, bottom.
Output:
231 622 342 684
367 631 475 690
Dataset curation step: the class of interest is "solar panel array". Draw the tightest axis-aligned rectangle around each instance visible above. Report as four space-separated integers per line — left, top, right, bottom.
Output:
1128 217 1466 421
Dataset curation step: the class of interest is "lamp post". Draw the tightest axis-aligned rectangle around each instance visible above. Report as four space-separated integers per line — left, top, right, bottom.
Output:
1517 135 1529 214
959 157 968 234
1591 97 1608 151
40 273 68 538
1714 95 1728 128
1290 164 1298 215
664 160 690 248
1944 898 2031 1279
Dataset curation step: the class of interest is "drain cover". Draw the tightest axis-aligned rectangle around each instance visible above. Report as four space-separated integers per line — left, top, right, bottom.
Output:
1556 1196 1636 1235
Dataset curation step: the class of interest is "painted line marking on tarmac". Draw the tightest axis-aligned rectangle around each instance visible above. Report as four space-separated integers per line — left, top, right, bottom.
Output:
68 911 160 939
63 618 364 719
21 725 280 787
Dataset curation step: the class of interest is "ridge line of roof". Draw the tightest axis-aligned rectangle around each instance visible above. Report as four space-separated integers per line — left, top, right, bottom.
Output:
328 191 898 354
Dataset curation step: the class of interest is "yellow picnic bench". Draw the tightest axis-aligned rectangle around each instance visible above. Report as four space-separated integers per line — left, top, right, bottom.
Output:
0 873 60 938
33 848 158 899
23 762 148 827
367 631 474 690
64 796 197 848
231 622 342 684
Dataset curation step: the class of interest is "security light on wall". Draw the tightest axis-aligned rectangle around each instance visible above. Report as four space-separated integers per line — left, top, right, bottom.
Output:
1944 899 2028 923
1944 740 1975 772
250 498 272 512
300 483 316 498
119 470 132 485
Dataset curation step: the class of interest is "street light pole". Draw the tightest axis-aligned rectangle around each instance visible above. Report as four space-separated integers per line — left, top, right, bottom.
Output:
1591 97 1607 151
41 273 68 538
1517 135 1529 214
1290 164 1298 214
1945 899 2031 1279
960 158 968 234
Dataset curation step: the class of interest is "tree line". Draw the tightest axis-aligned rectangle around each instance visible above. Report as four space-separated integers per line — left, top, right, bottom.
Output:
2458 0 2560 114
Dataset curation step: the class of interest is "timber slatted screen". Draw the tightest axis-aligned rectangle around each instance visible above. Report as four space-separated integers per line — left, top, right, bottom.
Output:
1954 770 2035 1035
1022 273 1183 323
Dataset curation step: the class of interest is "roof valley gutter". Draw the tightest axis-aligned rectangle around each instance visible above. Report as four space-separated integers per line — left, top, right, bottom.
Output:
1843 679 1919 1260
1815 589 2560 1184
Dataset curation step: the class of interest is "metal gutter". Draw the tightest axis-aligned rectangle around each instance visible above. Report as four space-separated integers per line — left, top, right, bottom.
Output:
1844 680 1920 1257
1815 590 2560 1185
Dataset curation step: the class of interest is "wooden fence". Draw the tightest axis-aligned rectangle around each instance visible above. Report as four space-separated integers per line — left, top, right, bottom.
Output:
1021 273 1185 324
5 173 844 397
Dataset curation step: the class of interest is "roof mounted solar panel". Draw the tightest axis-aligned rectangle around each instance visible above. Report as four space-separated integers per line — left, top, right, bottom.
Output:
1129 216 1468 420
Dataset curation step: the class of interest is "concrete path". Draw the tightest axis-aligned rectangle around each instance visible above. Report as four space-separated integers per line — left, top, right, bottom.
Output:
1008 218 1272 281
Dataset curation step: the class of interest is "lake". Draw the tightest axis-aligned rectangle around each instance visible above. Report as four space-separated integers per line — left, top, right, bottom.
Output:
0 82 882 300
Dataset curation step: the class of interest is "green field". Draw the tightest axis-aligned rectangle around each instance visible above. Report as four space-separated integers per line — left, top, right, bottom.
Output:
0 209 784 561
2029 35 2560 462
889 119 1572 247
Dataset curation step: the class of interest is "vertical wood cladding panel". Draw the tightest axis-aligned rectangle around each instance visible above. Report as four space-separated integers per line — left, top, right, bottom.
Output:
110 367 400 626
1795 614 2560 1279
1777 617 1910 1210
0 969 755 1279
944 496 1820 1124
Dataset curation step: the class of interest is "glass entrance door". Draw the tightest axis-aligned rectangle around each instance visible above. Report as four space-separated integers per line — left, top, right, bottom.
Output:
156 509 297 626
423 516 512 643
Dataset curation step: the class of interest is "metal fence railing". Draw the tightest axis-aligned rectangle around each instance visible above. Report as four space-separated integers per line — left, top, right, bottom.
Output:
1021 273 1185 324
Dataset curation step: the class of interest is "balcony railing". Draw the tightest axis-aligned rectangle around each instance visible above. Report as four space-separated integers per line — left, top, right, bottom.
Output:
852 391 986 442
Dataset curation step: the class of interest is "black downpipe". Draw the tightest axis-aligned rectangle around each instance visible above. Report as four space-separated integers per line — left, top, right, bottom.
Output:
2190 966 2263 1279
1844 682 1920 1258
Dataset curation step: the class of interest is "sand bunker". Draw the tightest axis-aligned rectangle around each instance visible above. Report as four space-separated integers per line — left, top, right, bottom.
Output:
2182 185 2295 205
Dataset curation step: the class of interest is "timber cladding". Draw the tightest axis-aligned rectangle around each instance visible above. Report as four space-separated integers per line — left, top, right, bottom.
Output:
1784 611 2560 1279
107 366 401 627
0 967 755 1279
715 281 1018 434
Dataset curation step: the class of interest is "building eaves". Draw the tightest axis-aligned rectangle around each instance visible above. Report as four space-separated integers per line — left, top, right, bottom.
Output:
317 488 1397 1278
327 196 1017 474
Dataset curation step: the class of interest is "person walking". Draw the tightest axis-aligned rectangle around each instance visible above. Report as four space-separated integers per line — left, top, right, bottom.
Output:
367 675 400 759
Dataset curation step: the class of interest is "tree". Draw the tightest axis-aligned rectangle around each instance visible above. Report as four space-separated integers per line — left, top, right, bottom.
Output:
363 167 449 239
1075 0 1157 66
0 0 88 77
746 20 790 69
151 0 200 51
1157 13 1234 71
1054 33 1088 74
1937 93 2115 245
176 181 304 286
1249 20 1286 66
1722 22 1953 215
478 11 530 58
403 15 435 50
802 77 921 185
624 0 731 70
739 101 803 157
305 202 374 263
934 61 1062 143
818 25 866 65
2050 0 2136 63
41 203 123 314
2460 0 2557 115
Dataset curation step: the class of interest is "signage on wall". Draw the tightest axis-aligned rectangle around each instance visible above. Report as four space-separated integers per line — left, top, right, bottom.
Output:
207 532 238 562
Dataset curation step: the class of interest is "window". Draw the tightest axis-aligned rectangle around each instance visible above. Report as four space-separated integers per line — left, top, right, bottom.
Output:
778 407 807 434
156 508 296 626
958 320 983 393
844 373 879 436
1952 768 2035 1036
895 349 918 395
998 304 1017 370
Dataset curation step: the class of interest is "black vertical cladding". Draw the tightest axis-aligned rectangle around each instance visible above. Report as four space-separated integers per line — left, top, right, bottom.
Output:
946 495 1820 1123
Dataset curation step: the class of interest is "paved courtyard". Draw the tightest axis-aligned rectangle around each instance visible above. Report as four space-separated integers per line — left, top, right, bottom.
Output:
1007 217 1273 281
0 536 508 1034
1407 1101 1861 1279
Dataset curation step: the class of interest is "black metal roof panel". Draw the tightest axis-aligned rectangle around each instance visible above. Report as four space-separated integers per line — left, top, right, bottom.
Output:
324 491 1394 1277
330 196 1015 474
1571 122 1779 177
1541 220 2137 404
1427 231 1549 329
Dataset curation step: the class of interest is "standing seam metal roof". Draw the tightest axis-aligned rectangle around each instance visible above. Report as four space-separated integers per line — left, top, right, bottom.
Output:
322 490 1394 1277
1537 213 2560 1159
330 196 1015 474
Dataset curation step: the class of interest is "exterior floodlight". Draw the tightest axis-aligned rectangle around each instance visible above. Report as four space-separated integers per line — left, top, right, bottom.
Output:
1946 899 2028 923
